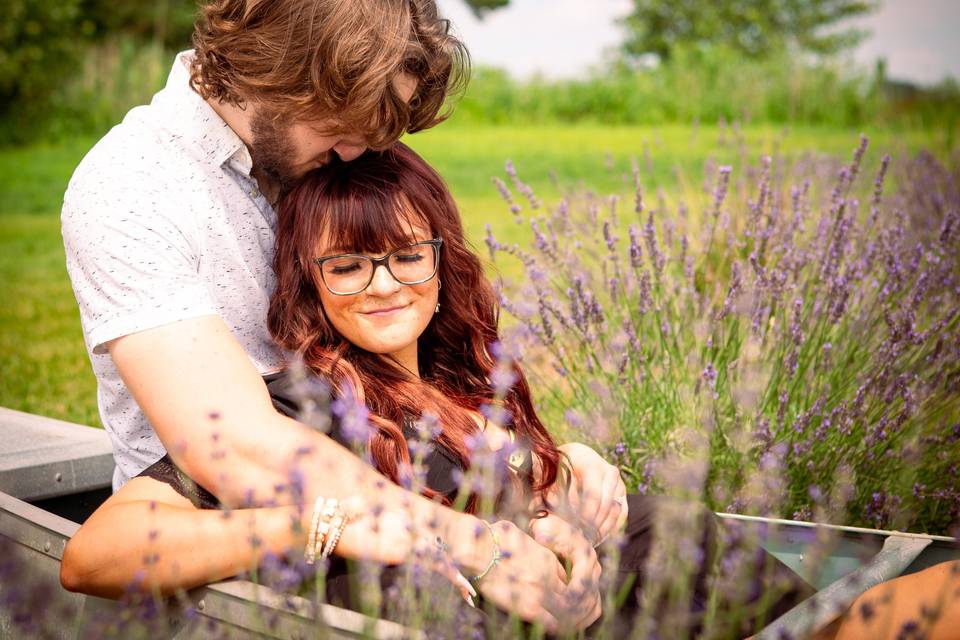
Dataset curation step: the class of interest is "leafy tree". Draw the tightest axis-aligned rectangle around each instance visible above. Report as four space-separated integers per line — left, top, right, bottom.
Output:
78 0 196 48
0 0 84 142
463 0 510 18
621 0 876 61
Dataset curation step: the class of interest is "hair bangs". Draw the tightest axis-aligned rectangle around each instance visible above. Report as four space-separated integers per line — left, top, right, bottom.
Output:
316 185 430 258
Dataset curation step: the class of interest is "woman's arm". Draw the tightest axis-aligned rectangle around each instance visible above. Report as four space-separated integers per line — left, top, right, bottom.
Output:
60 477 313 599
59 474 588 633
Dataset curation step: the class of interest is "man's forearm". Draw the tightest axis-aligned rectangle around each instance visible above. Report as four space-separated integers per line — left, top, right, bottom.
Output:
173 410 491 575
107 317 490 575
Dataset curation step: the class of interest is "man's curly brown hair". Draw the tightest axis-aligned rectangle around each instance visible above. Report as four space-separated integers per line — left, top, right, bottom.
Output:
190 0 468 148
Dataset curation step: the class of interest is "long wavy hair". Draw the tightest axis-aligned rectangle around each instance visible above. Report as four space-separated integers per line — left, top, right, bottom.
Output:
268 143 564 512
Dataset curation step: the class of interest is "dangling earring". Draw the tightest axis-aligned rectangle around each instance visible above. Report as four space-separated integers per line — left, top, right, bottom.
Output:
435 279 442 314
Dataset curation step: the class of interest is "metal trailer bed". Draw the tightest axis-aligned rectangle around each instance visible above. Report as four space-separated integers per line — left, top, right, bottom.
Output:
1 406 956 639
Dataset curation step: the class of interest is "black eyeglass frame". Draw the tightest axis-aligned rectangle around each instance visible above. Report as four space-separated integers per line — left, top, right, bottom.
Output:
313 238 444 296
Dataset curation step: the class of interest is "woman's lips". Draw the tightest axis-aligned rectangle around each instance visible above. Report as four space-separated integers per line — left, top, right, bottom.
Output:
361 303 409 317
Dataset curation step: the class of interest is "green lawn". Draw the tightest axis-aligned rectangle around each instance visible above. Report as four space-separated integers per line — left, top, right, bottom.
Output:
0 123 949 426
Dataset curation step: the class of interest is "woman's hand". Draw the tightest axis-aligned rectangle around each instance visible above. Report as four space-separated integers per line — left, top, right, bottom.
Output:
471 519 599 634
527 513 603 629
341 503 576 630
548 443 628 546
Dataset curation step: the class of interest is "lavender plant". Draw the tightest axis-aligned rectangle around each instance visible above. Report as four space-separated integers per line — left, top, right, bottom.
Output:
3 138 958 640
489 136 960 536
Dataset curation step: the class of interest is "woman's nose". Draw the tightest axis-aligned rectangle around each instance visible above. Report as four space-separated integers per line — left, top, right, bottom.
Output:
367 263 401 296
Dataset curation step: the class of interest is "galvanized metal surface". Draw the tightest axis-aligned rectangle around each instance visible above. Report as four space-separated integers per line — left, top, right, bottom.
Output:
172 580 417 640
717 512 958 589
0 491 410 639
756 534 934 639
0 407 113 501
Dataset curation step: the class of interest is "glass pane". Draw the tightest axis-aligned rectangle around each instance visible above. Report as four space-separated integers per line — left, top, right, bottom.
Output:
389 244 436 283
322 256 372 293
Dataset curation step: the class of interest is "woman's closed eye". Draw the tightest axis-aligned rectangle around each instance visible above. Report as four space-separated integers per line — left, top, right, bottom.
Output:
328 260 364 274
394 252 425 263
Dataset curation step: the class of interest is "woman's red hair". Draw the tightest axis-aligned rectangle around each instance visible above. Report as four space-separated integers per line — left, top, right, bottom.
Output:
268 142 563 512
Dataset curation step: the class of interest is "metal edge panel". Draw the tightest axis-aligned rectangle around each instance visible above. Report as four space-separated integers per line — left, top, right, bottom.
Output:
0 406 106 436
1 490 413 639
0 457 114 502
193 580 418 639
0 532 89 640
0 492 79 559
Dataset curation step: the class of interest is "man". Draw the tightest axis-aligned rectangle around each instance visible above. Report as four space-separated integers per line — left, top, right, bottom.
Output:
62 0 621 631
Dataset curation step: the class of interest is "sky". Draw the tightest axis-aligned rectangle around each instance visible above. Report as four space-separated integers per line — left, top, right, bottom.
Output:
436 0 960 86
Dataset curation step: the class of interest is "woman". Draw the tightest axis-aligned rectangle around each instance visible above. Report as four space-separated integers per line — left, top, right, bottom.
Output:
61 143 810 637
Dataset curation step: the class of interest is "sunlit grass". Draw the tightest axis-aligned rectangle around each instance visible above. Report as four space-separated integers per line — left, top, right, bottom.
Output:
0 215 99 426
0 124 951 429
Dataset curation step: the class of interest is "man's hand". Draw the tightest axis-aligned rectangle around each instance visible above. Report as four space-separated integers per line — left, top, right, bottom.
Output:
546 443 628 546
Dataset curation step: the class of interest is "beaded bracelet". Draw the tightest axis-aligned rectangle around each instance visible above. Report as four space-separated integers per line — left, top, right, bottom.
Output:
469 519 502 585
305 497 339 564
313 498 339 559
320 511 348 560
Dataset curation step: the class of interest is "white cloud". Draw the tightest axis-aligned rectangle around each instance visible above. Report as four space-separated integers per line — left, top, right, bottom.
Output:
851 0 960 85
438 0 632 79
439 0 959 86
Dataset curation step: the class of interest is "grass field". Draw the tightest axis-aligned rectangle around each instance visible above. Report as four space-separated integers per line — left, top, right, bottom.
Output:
0 123 950 427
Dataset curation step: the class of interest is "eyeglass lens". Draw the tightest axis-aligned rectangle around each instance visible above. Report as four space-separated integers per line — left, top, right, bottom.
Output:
321 243 438 294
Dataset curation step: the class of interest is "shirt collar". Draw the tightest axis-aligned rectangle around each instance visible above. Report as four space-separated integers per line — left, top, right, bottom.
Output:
160 50 253 176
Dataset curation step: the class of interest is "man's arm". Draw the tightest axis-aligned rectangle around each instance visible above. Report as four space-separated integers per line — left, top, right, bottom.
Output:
109 315 592 633
111 315 315 507
110 315 438 516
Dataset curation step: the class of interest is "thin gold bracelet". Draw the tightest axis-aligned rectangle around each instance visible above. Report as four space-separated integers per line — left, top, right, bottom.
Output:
468 519 502 585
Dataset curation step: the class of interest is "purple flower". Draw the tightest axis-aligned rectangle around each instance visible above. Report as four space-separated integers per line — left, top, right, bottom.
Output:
492 176 512 203
638 270 652 315
564 409 585 430
643 211 665 277
712 166 733 219
702 362 718 394
603 220 618 252
718 261 742 320
628 225 643 269
490 367 518 395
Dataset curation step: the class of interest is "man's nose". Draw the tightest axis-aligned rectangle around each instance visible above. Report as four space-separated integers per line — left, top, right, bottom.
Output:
367 263 400 295
333 140 367 162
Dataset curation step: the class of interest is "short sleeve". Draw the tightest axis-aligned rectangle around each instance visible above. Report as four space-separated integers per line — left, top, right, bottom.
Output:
62 154 218 355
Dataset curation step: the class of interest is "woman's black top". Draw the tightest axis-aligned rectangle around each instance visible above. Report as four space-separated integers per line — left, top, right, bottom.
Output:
138 369 534 510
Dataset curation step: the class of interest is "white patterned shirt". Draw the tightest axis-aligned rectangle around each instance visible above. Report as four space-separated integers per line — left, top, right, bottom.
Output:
62 51 286 490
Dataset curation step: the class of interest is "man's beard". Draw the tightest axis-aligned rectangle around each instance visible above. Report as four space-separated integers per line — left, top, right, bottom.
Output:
249 110 298 201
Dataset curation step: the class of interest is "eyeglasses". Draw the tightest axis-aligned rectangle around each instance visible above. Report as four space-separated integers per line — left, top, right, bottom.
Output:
314 238 443 296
